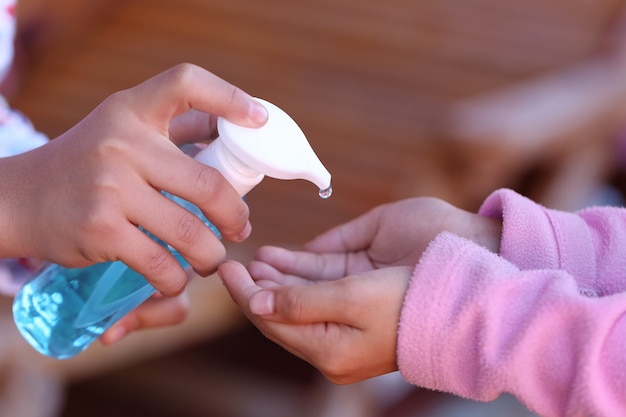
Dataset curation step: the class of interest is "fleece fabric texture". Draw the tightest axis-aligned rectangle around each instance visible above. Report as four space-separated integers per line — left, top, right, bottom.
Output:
397 189 626 417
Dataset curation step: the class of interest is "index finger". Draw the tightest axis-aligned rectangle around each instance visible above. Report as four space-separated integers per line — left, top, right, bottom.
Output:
126 63 268 130
250 246 351 282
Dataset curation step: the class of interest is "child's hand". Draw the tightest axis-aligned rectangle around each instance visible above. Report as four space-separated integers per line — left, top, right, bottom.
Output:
218 260 413 384
0 63 268 297
249 197 501 288
218 197 501 382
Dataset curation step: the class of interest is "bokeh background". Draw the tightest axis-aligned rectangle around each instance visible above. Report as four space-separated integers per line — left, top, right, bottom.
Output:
1 0 626 416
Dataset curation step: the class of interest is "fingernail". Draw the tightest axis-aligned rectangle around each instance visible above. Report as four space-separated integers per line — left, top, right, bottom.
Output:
106 326 127 344
238 221 252 241
250 291 274 315
249 100 268 125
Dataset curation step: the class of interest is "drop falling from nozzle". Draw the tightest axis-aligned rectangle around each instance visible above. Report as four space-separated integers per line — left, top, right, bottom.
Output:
319 185 333 199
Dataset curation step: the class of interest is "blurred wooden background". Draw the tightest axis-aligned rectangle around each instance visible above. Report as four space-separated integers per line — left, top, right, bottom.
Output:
2 0 626 415
13 0 626 215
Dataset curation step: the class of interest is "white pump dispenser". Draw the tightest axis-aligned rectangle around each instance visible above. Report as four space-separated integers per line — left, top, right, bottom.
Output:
196 98 331 197
12 98 332 359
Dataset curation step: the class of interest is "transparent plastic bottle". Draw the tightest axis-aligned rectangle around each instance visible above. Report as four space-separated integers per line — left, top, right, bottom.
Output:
12 99 332 359
12 193 215 359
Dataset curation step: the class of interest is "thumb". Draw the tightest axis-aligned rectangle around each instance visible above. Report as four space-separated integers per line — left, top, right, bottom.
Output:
250 279 359 325
217 260 265 311
218 260 361 326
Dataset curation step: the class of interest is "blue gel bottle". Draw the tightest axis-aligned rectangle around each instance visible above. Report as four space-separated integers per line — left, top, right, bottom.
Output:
12 99 332 359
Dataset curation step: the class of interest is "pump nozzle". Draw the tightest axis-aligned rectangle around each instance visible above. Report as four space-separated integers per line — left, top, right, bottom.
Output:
195 98 332 198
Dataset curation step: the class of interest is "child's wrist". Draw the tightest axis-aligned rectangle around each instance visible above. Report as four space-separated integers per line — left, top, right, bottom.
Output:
475 217 502 253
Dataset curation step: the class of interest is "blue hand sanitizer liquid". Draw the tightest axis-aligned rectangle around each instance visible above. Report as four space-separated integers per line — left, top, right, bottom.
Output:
12 98 332 360
12 193 217 359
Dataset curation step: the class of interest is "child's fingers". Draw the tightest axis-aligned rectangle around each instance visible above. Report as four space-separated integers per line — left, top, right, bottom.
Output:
252 246 349 281
220 259 362 325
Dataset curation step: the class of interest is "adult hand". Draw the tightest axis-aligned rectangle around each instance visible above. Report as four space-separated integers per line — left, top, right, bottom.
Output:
0 63 268 299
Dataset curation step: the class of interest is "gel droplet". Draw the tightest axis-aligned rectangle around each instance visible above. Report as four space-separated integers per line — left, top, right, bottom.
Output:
319 185 333 199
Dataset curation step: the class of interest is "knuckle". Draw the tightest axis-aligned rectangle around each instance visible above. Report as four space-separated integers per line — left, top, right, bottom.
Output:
96 90 136 122
147 248 171 273
99 90 126 110
192 167 249 237
165 63 197 91
176 211 202 244
194 166 222 202
76 201 119 249
282 288 306 322
89 131 133 168
146 251 186 296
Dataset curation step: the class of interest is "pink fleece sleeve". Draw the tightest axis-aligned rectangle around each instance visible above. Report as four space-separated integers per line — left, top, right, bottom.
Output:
397 190 626 416
479 188 626 296
398 233 626 417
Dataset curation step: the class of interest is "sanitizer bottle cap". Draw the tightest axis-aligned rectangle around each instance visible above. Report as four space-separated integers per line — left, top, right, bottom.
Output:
194 98 332 197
